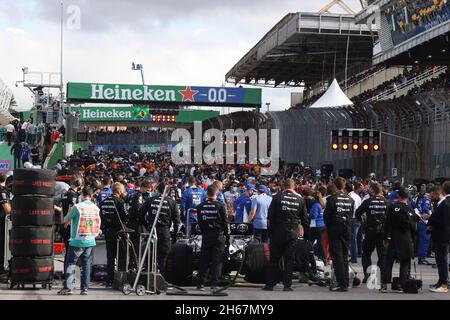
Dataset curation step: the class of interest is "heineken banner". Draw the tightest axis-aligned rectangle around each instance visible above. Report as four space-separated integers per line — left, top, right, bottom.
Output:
71 106 219 123
67 82 261 107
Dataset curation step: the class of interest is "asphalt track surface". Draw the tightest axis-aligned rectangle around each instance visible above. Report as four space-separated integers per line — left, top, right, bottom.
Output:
0 256 449 300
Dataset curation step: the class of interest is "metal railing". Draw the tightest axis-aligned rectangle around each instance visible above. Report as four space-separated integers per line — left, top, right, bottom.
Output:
364 66 448 104
341 65 387 92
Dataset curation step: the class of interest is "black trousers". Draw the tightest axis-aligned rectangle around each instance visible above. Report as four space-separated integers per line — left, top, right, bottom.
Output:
362 232 385 277
6 132 12 145
383 250 410 288
13 156 21 169
105 230 127 284
267 232 297 288
197 233 225 288
62 225 71 272
155 228 172 278
310 227 327 262
433 240 449 286
328 223 351 288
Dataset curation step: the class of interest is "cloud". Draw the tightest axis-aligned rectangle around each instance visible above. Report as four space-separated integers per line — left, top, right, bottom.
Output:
5 27 26 35
0 0 362 111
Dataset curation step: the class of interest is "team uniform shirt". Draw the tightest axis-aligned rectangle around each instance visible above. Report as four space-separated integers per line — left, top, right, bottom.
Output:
140 195 181 231
66 201 101 248
180 186 207 222
324 192 354 227
197 199 230 235
101 196 129 231
234 194 252 223
97 187 112 213
355 196 390 234
268 190 308 236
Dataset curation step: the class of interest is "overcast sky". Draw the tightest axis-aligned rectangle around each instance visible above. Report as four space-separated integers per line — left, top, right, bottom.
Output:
0 0 362 112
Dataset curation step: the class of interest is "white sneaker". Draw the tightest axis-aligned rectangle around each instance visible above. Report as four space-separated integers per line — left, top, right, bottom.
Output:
430 285 448 293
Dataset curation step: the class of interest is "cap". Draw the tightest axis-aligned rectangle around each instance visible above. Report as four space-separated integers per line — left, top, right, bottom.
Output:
258 184 269 193
246 183 257 191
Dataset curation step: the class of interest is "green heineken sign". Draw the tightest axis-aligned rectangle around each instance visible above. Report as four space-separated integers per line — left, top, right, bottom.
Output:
71 106 219 123
67 82 261 107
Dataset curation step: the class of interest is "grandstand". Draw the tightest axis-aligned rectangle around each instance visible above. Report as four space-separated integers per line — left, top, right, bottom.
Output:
219 5 450 182
356 0 450 65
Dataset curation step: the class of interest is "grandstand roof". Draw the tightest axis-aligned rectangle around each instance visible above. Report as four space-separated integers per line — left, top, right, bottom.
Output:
225 12 375 88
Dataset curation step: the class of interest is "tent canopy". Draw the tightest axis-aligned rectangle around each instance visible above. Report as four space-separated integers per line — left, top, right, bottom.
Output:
310 79 354 108
0 108 16 125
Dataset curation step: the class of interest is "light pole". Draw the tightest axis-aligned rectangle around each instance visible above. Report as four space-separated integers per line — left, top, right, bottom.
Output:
132 63 145 85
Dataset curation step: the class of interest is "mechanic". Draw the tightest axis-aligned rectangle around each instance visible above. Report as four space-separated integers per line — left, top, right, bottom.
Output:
263 179 308 292
196 185 230 293
101 182 129 287
140 183 181 277
381 188 417 293
180 176 207 224
324 177 354 292
0 173 11 275
415 184 432 265
355 182 389 283
61 177 83 270
127 180 152 264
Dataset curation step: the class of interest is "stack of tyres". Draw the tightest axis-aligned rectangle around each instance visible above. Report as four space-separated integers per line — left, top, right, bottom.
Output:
10 169 56 288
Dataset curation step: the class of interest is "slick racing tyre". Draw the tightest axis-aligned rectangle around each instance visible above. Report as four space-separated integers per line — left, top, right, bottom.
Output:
10 256 54 283
243 243 270 284
12 169 56 196
165 243 194 286
10 227 54 257
11 196 54 227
